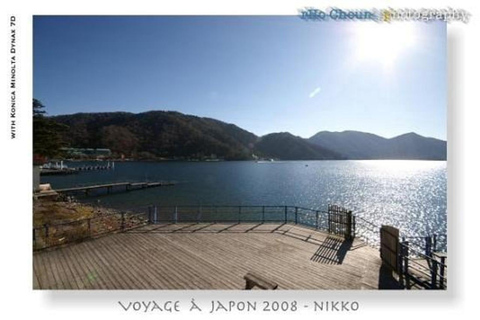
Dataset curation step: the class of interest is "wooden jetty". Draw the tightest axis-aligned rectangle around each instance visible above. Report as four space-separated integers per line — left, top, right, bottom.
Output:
32 223 388 290
56 181 175 195
75 163 114 171
40 168 78 176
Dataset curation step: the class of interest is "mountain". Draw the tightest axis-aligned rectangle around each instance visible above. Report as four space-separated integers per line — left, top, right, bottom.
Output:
52 111 258 160
254 132 344 160
308 131 446 160
387 132 447 160
308 130 388 159
50 111 446 161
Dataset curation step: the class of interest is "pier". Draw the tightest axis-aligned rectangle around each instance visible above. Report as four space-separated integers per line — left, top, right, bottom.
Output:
56 181 175 195
40 168 78 176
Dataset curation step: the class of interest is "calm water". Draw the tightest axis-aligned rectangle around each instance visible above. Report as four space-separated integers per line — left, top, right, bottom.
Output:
42 160 447 237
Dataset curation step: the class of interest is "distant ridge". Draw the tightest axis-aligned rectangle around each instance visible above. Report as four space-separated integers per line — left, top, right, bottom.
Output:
51 111 446 161
254 132 344 160
308 130 446 160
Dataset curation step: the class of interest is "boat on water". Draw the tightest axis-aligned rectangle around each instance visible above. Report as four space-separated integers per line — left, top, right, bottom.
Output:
40 160 115 175
256 159 275 163
41 161 69 170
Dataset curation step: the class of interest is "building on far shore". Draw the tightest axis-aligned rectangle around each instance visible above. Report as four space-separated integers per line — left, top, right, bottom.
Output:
60 147 112 159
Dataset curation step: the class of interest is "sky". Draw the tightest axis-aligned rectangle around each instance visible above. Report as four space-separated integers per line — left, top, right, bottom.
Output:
33 16 447 140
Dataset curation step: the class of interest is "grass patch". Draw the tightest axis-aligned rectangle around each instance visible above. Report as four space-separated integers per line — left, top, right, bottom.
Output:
33 200 95 227
33 199 148 250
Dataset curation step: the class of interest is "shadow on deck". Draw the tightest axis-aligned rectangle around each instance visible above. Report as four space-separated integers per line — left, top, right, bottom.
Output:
378 265 404 289
310 236 352 264
127 222 344 247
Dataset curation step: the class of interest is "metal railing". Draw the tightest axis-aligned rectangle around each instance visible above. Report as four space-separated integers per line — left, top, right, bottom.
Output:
147 205 331 228
353 215 447 255
402 234 447 256
400 241 447 289
33 204 356 250
355 216 381 247
352 214 447 290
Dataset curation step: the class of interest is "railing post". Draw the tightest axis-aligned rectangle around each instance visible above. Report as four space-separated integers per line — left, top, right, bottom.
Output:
295 207 298 224
398 241 404 286
431 258 438 289
425 236 432 257
284 206 287 223
433 234 437 252
174 206 178 223
154 205 158 224
262 206 265 223
352 215 356 239
439 256 446 289
328 210 331 233
346 210 353 240
238 206 241 223
403 241 410 289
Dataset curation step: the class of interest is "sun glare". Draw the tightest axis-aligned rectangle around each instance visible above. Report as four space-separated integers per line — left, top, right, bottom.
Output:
353 22 417 71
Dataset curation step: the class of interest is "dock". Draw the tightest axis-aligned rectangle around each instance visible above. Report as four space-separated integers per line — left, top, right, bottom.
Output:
32 204 446 290
40 168 78 176
33 223 390 290
56 181 175 195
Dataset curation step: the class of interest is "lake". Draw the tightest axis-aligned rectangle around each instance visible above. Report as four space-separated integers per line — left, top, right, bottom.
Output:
41 160 447 239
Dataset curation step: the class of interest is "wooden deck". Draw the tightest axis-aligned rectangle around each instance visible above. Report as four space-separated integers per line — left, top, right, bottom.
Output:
33 223 399 290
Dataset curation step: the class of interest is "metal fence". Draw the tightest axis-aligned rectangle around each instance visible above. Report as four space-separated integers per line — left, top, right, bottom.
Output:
33 204 355 250
354 214 447 290
354 215 447 254
402 234 447 256
400 241 447 289
355 216 381 247
148 205 331 228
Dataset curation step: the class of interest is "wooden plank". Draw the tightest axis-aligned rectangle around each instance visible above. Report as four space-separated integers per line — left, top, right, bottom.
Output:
117 233 200 289
67 243 100 289
81 240 121 289
59 244 88 289
57 247 81 289
87 236 140 289
47 250 69 289
84 239 130 289
32 264 40 289
74 242 110 289
36 251 56 289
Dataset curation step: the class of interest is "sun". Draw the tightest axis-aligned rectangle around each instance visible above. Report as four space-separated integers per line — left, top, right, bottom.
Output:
352 22 417 71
